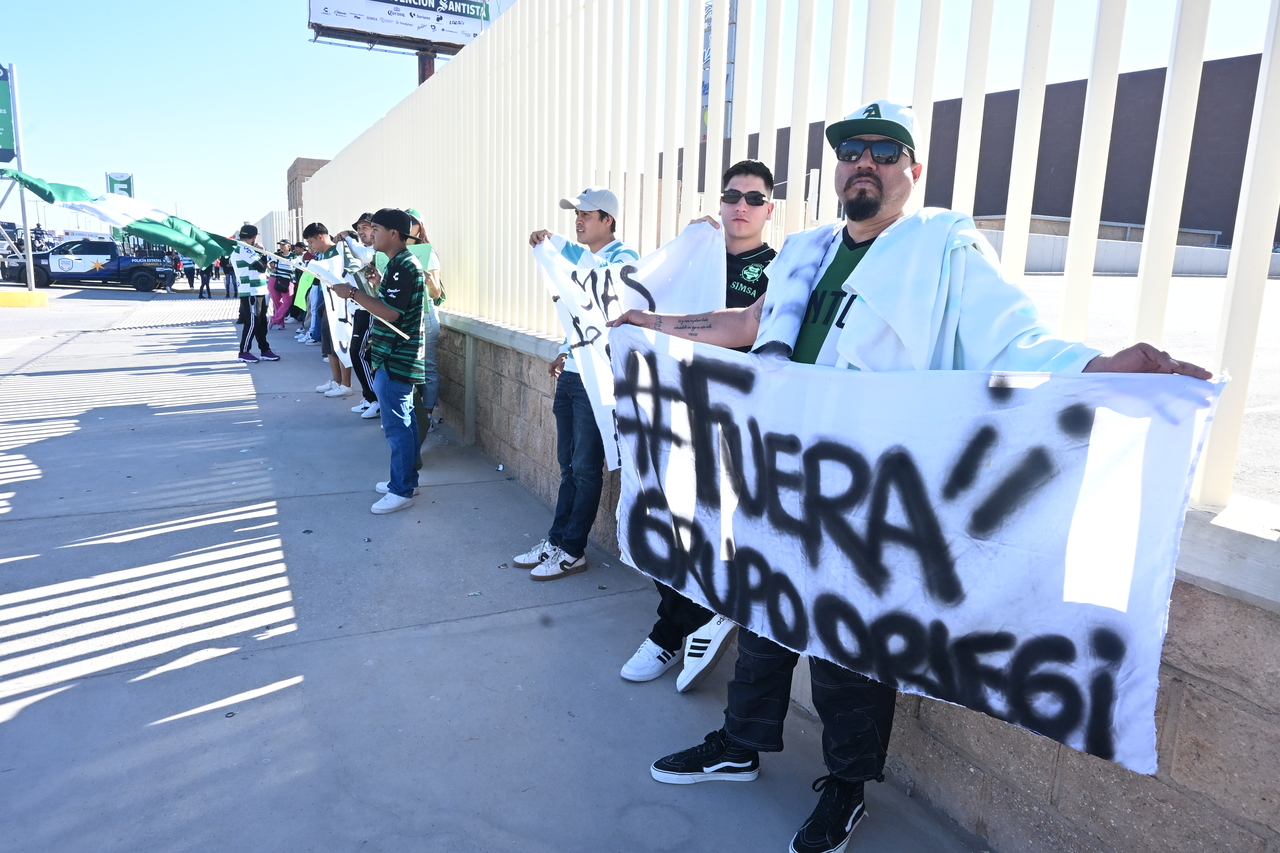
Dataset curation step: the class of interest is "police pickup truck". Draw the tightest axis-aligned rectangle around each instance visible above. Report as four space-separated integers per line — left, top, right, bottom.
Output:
1 238 176 292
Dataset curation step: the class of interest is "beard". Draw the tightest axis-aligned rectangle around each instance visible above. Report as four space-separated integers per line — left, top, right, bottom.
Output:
842 172 883 221
844 191 882 222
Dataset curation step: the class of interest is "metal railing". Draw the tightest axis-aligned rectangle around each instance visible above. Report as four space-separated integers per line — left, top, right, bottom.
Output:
304 0 1280 509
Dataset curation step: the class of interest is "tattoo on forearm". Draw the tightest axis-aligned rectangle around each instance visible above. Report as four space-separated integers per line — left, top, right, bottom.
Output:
653 316 664 333
753 302 763 322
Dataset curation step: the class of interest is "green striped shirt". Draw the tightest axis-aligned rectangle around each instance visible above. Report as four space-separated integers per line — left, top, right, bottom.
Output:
368 248 426 385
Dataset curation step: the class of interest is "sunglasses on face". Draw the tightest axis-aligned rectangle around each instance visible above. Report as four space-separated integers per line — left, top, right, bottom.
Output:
834 138 912 164
720 189 770 206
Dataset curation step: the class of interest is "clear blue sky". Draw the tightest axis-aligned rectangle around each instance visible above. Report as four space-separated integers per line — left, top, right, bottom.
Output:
1 0 1272 237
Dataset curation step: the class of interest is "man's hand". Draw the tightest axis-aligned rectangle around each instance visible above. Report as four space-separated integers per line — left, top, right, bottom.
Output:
688 215 721 229
529 229 553 248
332 283 358 300
607 310 657 330
1084 342 1212 379
366 268 382 288
333 229 356 241
548 353 568 377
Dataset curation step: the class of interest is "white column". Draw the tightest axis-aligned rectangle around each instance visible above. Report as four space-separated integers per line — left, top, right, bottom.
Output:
950 0 995 216
818 1 854 221
1196 0 1280 507
729 0 756 166
1059 0 1127 339
661 0 685 244
641 0 665 253
1132 0 1212 345
625 0 647 244
784 0 817 236
681 0 703 225
705 0 732 209
757 0 786 176
595 0 611 185
1000 0 1055 281
908 0 943 212
861 0 895 102
611 0 629 193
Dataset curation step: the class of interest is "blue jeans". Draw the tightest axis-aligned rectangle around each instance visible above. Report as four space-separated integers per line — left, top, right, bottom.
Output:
308 285 323 341
420 307 440 409
224 272 236 298
724 630 897 783
547 371 604 559
373 369 419 498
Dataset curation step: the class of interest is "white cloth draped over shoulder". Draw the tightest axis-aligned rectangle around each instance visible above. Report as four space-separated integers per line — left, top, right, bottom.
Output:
755 209 1101 372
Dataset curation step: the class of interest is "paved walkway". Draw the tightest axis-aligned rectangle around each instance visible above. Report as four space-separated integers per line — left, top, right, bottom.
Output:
0 286 976 853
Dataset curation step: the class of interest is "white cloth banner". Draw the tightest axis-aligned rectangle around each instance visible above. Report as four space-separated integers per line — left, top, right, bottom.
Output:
305 253 360 369
533 223 727 470
609 327 1221 774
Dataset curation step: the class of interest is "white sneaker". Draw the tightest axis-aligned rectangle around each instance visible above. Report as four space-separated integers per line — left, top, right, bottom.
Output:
621 639 682 682
360 401 381 419
512 537 551 569
304 339 321 346
375 481 420 496
351 401 371 413
316 380 336 393
371 492 415 514
676 615 738 693
324 384 353 397
529 546 587 581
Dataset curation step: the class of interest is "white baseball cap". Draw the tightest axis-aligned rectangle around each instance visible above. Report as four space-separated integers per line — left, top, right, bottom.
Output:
825 100 918 152
559 187 621 220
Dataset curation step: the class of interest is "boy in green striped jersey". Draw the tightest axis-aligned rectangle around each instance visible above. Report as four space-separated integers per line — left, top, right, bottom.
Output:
330 208 426 515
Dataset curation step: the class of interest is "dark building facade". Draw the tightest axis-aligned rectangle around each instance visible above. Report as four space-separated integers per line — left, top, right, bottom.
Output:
680 54 1269 246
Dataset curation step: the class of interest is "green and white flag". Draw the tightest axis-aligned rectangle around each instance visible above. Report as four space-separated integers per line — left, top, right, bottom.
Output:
0 168 233 266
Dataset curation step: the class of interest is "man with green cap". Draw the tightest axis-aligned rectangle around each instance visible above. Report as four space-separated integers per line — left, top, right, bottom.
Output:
614 99 1210 853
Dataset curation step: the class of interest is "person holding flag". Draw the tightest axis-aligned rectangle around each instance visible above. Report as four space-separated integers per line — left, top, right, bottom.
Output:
230 225 279 363
302 222 360 397
513 187 639 581
330 208 428 515
268 239 296 330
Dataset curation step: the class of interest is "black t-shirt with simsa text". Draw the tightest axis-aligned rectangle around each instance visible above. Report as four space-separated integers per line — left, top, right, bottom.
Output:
725 244 776 309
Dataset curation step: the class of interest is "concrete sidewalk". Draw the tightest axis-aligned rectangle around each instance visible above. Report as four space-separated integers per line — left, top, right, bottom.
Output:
0 287 976 853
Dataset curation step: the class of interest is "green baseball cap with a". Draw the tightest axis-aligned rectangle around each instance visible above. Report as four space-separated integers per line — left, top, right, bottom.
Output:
824 100 917 152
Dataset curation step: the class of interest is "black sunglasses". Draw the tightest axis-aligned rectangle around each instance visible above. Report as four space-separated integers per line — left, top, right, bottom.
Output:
834 138 913 164
719 189 770 206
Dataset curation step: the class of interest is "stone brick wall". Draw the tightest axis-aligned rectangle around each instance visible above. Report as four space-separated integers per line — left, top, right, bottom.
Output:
436 325 621 553
437 316 1280 853
884 579 1280 853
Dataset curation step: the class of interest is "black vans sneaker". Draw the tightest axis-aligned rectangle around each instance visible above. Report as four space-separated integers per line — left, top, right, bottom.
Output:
789 775 866 853
650 729 760 784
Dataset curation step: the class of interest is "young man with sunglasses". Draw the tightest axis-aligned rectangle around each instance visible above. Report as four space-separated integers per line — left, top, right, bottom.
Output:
611 100 1210 853
621 160 777 691
515 188 640 581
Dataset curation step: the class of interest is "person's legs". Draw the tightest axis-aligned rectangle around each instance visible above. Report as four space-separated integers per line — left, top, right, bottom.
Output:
420 308 440 411
224 273 236 298
350 311 375 403
237 297 253 353
650 583 714 652
808 659 897 782
546 375 579 551
547 372 603 559
724 629 801 753
252 295 270 351
372 369 419 497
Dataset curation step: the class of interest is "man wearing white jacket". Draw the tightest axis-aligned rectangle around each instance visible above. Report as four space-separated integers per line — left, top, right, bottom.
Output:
611 100 1210 853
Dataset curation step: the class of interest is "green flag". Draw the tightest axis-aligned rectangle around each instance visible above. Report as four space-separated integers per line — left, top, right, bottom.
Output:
0 167 94 203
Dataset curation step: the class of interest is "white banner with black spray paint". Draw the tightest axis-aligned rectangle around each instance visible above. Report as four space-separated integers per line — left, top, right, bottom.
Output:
533 223 727 470
609 327 1221 774
305 253 360 370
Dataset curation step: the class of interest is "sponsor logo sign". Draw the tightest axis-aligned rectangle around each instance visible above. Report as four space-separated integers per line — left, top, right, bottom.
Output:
0 65 15 163
309 0 491 46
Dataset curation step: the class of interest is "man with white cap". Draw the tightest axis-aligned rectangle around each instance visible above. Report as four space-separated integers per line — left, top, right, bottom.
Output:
514 188 639 581
612 100 1210 853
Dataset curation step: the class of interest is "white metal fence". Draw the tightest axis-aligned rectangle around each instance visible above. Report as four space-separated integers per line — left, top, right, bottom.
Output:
304 0 1280 508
